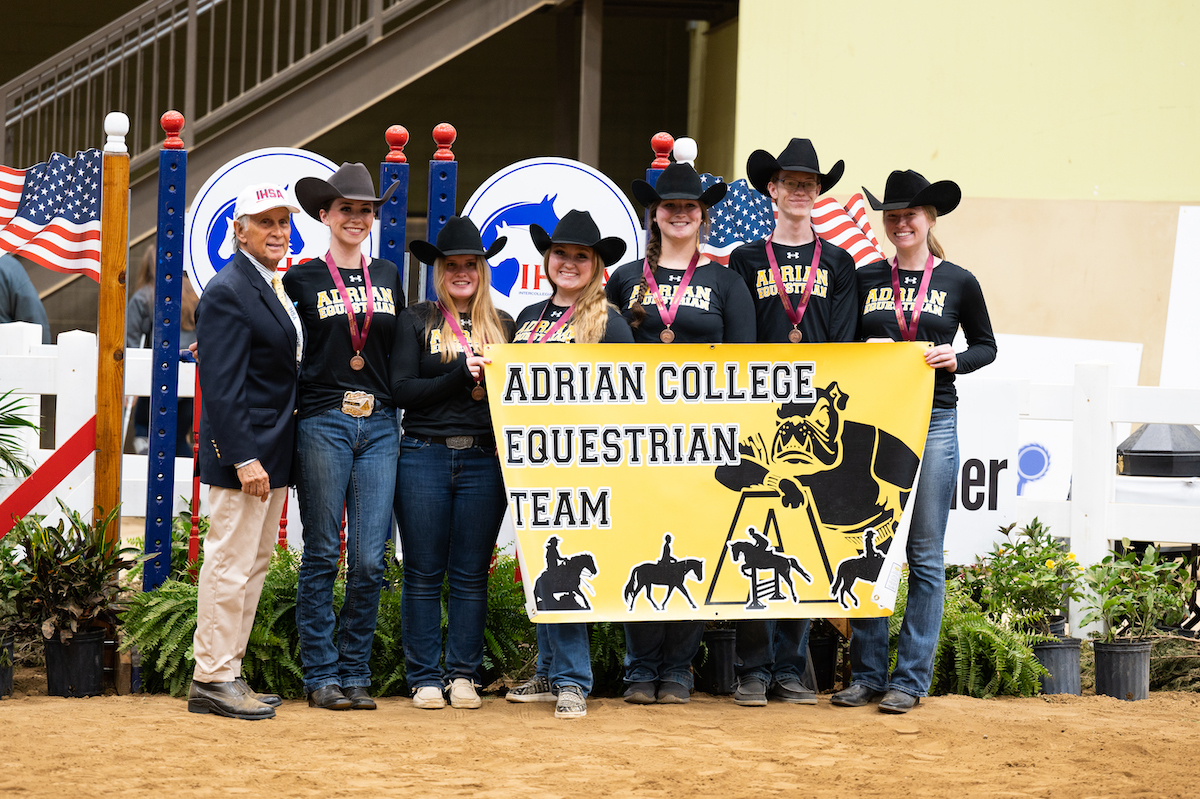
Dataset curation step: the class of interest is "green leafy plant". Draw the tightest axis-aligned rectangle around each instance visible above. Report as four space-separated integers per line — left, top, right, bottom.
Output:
479 551 537 686
125 500 208 585
119 578 198 695
12 502 149 642
0 389 39 478
1080 540 1194 643
892 572 1046 698
976 518 1084 635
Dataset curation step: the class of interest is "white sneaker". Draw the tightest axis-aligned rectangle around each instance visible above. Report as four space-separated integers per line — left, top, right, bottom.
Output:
413 685 445 709
449 678 482 709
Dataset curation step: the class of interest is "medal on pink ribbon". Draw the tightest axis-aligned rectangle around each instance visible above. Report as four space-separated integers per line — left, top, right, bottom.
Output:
642 249 701 343
889 253 936 342
764 229 821 343
437 303 487 401
324 249 373 370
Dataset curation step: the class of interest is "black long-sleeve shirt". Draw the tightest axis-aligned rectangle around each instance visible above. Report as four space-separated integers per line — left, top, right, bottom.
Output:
604 259 756 344
856 259 997 408
390 301 514 437
728 237 858 344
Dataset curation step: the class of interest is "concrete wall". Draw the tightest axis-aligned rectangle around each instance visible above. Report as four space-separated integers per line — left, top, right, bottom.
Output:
728 0 1200 385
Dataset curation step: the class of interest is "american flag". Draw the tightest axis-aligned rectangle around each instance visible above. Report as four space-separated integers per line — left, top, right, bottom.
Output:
0 149 103 280
698 172 887 269
812 193 886 268
699 176 775 265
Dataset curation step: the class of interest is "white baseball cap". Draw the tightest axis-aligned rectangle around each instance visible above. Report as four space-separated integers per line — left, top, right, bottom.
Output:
233 183 301 220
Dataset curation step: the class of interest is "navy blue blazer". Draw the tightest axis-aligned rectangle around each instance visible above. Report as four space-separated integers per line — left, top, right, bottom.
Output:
195 251 300 490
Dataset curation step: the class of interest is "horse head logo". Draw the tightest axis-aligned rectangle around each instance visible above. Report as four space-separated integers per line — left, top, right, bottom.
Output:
479 194 560 297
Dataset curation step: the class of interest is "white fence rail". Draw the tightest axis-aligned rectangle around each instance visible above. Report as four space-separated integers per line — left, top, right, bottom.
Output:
2 322 1199 632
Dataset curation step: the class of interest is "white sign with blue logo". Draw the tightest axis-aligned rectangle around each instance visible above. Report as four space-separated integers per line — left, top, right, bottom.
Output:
184 147 376 291
462 157 644 318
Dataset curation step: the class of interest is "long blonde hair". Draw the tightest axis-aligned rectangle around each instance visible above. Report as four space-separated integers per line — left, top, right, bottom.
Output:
543 248 611 343
922 206 945 259
628 201 711 330
430 255 507 362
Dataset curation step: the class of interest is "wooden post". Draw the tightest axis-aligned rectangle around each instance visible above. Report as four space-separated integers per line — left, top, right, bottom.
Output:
578 0 602 167
96 112 130 540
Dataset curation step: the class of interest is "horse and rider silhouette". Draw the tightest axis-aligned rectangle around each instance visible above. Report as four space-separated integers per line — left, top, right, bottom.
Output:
534 536 598 611
829 528 885 609
727 526 813 609
623 534 705 611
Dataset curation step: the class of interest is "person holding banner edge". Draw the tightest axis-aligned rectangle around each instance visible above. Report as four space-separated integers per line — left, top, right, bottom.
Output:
505 210 631 719
832 170 996 713
605 162 755 704
726 138 858 707
285 163 404 711
393 216 515 710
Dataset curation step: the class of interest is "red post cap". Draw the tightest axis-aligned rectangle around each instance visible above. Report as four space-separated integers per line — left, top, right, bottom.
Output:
385 124 409 163
432 123 457 162
650 131 674 169
161 111 185 150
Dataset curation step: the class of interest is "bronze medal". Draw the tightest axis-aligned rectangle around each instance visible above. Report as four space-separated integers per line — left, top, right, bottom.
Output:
350 354 365 370
471 384 486 401
788 328 803 343
659 328 676 344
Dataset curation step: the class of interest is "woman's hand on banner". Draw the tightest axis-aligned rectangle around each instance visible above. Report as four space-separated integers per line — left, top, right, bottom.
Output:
924 344 957 372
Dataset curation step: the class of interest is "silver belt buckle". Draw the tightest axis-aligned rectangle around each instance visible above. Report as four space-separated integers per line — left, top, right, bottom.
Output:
342 391 375 417
445 435 473 450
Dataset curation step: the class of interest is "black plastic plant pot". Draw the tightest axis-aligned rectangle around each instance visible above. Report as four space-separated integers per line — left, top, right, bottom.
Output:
693 628 736 695
1 636 14 697
1032 636 1081 696
1046 614 1067 637
808 634 839 693
44 627 106 698
1093 640 1151 701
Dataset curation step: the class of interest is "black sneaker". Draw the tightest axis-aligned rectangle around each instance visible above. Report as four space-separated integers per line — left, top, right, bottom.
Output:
733 676 768 707
771 676 818 705
623 681 657 704
656 681 690 704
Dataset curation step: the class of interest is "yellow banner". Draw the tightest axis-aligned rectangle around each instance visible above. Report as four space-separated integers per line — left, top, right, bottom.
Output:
483 343 934 623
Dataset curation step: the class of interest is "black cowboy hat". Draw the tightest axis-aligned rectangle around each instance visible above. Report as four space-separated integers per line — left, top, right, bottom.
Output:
529 209 627 267
295 162 399 220
863 170 961 216
409 216 506 265
746 138 844 196
630 162 727 209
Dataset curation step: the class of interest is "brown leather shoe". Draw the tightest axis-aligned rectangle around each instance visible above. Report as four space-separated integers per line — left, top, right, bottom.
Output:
308 685 353 710
235 677 282 707
344 686 377 710
188 680 275 720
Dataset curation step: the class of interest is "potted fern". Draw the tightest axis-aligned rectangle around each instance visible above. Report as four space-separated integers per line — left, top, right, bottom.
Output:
1081 540 1194 701
12 503 147 697
978 519 1084 694
0 536 31 697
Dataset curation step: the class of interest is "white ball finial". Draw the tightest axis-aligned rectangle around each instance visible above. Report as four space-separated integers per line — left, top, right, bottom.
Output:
673 137 698 167
104 112 130 153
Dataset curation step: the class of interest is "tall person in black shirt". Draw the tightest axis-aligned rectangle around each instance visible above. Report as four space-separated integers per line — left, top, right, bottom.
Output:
605 163 755 705
505 210 631 720
393 217 515 711
287 163 404 711
726 139 857 708
831 170 996 714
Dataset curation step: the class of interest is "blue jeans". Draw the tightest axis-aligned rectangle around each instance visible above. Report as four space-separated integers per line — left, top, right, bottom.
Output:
397 436 506 689
295 406 399 693
534 623 593 694
623 622 704 690
848 407 959 698
735 618 811 684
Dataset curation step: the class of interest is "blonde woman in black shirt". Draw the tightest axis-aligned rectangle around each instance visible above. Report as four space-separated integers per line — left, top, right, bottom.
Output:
392 216 514 711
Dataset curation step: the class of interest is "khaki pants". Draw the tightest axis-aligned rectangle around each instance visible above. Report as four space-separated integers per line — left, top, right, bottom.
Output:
192 485 287 683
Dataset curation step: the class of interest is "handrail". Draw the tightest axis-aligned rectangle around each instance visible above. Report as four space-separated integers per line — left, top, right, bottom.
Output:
1 0 430 169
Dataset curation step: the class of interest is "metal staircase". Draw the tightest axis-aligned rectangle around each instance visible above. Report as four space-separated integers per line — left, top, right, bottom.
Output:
2 0 558 245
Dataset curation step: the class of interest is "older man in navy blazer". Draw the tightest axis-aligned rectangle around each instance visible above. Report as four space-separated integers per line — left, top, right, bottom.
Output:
188 183 304 720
